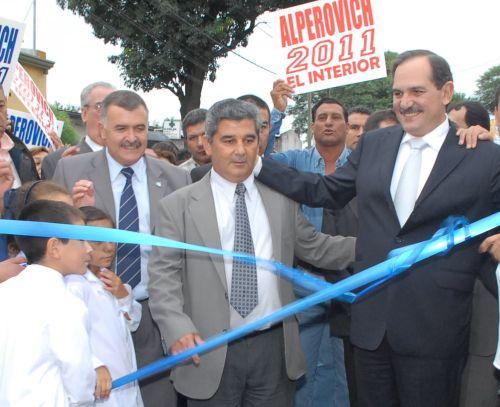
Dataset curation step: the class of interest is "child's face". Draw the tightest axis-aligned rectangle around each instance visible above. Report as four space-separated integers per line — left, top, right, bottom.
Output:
87 219 116 269
58 219 92 275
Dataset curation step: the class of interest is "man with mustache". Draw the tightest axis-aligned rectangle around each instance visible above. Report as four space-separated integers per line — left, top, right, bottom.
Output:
148 98 355 406
254 50 500 406
53 90 190 407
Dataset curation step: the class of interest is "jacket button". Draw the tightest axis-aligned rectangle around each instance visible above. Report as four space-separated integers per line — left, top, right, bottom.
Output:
224 292 229 300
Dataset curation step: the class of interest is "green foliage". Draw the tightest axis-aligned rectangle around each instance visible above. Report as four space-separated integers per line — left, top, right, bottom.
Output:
474 65 500 112
51 106 80 146
289 51 398 135
57 0 309 118
51 101 80 113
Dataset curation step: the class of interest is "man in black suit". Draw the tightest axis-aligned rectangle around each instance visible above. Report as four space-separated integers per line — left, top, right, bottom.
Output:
41 82 115 179
255 50 500 407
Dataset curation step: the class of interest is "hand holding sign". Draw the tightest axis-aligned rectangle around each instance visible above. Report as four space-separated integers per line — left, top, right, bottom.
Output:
72 179 95 208
271 79 294 113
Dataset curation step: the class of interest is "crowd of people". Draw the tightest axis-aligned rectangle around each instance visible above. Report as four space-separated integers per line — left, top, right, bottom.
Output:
0 49 500 407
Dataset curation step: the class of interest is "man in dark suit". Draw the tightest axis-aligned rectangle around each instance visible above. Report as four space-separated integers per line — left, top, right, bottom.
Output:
53 90 190 407
255 50 500 407
41 82 115 179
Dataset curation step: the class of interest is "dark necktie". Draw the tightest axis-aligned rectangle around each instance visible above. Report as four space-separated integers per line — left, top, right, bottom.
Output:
230 183 258 318
116 167 141 288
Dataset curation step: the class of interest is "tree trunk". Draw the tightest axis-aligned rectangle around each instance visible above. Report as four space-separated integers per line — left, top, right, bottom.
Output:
179 65 208 119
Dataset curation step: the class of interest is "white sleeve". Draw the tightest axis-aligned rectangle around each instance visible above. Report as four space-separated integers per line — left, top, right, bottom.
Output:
48 296 95 406
117 284 142 332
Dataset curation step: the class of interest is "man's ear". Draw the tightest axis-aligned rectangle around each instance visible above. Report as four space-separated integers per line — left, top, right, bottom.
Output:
202 135 212 156
441 81 454 106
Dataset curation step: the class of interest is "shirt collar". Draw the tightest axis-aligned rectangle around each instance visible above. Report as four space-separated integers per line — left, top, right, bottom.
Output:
84 269 102 284
84 135 104 152
401 116 450 152
106 149 147 183
312 145 350 168
210 168 257 202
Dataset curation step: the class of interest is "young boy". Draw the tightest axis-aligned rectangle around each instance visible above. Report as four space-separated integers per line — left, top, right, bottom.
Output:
0 200 96 406
65 206 143 407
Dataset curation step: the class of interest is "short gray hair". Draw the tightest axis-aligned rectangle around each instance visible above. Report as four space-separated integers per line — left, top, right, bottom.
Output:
100 90 148 126
205 99 262 141
80 82 115 108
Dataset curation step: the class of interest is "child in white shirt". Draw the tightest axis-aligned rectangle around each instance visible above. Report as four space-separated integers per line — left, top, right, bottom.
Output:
0 200 96 406
65 206 143 407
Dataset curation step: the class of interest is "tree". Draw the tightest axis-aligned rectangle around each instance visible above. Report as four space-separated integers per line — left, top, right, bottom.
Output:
51 105 80 145
57 0 308 118
475 64 500 112
289 51 399 135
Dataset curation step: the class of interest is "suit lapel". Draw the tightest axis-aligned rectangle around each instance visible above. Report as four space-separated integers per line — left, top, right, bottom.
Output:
189 175 227 291
89 150 116 220
146 157 169 231
414 125 467 208
78 138 92 154
378 126 405 221
256 182 281 264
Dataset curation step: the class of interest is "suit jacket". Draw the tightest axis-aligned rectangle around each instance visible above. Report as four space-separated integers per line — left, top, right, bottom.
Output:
148 173 356 399
41 138 92 180
52 149 191 230
190 163 212 182
258 123 500 359
6 132 39 183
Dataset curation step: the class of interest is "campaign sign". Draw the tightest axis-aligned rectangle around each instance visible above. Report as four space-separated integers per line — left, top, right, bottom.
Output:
274 0 386 94
8 109 63 148
0 17 25 93
11 63 58 146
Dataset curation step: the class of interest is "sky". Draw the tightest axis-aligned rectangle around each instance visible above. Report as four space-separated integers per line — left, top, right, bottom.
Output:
2 0 500 130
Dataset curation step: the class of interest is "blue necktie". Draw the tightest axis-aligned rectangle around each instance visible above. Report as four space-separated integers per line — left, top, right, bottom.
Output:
116 167 141 288
230 183 258 318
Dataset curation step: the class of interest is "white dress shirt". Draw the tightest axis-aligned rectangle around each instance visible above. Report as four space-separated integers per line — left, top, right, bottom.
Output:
106 150 151 301
65 270 143 407
85 135 104 152
390 117 449 201
0 265 95 406
210 169 281 329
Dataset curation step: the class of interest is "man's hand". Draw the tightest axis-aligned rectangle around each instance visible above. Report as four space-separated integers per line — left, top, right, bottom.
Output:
270 79 294 113
61 145 80 158
72 180 95 207
457 125 493 149
0 257 26 283
479 234 500 262
99 269 129 299
169 333 205 365
48 130 64 150
94 365 112 400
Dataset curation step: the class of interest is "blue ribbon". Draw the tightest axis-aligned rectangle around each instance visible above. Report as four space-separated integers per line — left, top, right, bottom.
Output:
0 212 498 389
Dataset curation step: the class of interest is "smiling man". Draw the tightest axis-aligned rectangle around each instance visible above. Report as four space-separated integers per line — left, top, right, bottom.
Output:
52 90 190 407
255 50 500 406
148 98 356 406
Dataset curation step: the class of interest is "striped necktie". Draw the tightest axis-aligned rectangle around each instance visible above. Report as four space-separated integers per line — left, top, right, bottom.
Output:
116 167 141 288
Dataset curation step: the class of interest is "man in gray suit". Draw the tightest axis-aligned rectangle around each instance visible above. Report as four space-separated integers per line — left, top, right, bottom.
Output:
148 99 356 406
41 82 115 179
53 90 190 407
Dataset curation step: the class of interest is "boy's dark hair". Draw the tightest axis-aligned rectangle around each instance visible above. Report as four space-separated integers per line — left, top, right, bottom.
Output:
15 180 70 218
16 200 85 264
364 109 399 132
237 94 271 120
447 101 491 131
80 206 115 227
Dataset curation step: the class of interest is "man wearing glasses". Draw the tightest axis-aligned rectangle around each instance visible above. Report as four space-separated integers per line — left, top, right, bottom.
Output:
41 82 115 179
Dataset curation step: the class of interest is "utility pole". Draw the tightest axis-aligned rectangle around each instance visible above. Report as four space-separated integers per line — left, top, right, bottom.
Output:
32 0 36 54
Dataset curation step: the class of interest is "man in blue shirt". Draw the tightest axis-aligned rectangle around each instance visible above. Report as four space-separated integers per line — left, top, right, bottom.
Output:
270 97 354 407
